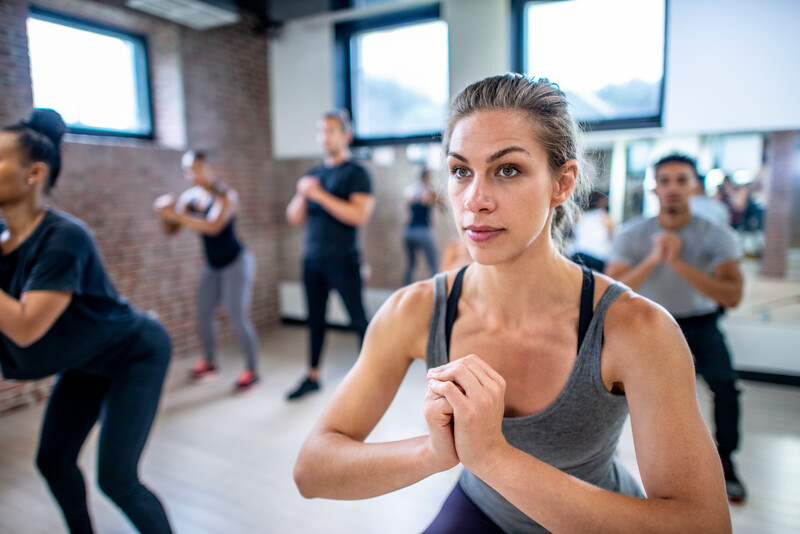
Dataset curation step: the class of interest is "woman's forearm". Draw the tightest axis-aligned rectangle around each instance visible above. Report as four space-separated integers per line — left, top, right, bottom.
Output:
172 211 225 236
0 290 71 347
294 433 448 500
474 445 730 534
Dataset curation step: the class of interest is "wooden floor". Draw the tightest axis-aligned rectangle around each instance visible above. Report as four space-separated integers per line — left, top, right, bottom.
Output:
1 324 799 534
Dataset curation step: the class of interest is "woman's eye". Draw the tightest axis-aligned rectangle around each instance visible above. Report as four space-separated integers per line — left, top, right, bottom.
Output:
499 166 518 178
451 167 471 178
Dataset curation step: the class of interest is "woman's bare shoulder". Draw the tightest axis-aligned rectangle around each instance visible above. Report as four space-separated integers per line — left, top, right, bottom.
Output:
599 278 691 376
599 277 675 335
367 276 453 361
375 278 435 330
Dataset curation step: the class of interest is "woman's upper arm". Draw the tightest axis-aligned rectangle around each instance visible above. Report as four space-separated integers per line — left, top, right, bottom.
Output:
206 190 237 225
604 295 728 511
310 282 432 442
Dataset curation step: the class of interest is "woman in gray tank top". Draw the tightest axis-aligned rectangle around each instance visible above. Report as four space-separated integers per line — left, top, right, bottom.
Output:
294 74 732 533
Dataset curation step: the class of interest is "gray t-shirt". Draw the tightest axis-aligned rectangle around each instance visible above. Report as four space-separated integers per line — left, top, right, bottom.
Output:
609 216 741 318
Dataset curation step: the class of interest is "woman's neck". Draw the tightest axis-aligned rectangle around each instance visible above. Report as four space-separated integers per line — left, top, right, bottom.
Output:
0 199 47 251
464 242 581 323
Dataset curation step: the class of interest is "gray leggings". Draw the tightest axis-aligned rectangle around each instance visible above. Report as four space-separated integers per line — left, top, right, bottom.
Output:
197 249 259 371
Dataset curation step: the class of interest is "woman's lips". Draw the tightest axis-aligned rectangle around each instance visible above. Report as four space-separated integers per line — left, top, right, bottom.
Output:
465 226 504 242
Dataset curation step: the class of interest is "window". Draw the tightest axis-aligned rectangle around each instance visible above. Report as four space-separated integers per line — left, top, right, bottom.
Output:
26 9 153 137
513 0 666 130
335 5 449 145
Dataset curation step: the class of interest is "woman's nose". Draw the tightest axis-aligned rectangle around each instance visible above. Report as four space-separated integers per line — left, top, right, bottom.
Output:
463 177 495 213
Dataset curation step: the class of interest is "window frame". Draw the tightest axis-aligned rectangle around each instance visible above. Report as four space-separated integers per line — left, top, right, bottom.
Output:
27 7 155 139
511 0 668 131
334 3 446 146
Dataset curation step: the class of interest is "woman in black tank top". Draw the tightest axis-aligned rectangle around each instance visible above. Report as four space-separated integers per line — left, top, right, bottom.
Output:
154 151 260 393
293 75 732 533
403 168 443 285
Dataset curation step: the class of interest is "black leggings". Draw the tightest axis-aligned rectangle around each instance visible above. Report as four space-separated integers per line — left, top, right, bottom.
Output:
35 315 173 534
423 482 505 534
303 256 368 370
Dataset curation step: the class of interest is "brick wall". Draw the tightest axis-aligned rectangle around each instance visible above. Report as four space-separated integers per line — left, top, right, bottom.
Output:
0 0 460 415
0 0 280 414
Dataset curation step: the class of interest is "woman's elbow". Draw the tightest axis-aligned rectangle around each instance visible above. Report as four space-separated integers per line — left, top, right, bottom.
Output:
293 457 320 499
12 329 42 348
698 508 733 534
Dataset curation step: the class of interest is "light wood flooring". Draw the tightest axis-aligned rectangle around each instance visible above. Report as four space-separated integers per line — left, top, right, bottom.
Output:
1 324 798 534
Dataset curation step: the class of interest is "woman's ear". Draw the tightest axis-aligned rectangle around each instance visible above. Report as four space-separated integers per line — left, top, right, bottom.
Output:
551 160 578 207
26 161 49 187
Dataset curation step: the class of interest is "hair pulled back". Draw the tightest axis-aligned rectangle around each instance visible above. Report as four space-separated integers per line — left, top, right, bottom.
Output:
2 108 67 191
443 73 591 248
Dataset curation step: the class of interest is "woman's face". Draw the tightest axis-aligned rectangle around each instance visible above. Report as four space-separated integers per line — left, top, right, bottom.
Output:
0 132 37 205
183 157 211 187
446 109 569 266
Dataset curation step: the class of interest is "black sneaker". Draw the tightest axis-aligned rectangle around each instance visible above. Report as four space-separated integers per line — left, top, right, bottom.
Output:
286 377 320 400
721 459 746 503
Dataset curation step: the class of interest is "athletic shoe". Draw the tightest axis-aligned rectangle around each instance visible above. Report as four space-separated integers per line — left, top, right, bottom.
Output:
722 459 747 503
286 377 320 400
189 360 218 382
233 370 260 393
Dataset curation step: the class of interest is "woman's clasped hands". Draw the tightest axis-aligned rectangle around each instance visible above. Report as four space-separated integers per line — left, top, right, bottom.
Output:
425 354 509 476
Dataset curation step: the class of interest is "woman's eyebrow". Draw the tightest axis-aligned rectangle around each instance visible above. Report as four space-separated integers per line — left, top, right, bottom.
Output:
448 146 530 165
447 151 468 163
486 146 529 164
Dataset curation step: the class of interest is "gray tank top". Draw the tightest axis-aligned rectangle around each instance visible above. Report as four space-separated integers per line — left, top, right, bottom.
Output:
426 270 645 534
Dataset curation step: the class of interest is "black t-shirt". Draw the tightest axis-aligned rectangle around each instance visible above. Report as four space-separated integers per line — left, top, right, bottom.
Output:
304 160 372 260
0 210 138 380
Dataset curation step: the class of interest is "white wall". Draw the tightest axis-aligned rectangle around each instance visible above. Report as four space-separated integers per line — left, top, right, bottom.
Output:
268 17 333 159
442 0 509 103
662 0 800 135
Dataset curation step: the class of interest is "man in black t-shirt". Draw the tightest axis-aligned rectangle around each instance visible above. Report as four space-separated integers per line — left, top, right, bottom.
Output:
286 110 375 400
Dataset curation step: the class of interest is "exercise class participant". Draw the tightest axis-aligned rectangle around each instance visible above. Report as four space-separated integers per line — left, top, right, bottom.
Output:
293 75 731 533
154 150 260 393
285 110 374 400
0 109 173 533
403 168 441 285
606 153 746 502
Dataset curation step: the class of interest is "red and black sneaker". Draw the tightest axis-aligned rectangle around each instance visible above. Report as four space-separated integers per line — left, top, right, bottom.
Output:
189 360 219 383
233 370 260 393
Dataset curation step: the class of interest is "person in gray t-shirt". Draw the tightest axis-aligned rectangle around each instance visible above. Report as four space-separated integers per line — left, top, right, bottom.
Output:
607 153 746 503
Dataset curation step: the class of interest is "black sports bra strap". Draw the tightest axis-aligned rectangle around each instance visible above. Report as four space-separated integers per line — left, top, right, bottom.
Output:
445 265 469 355
577 265 595 351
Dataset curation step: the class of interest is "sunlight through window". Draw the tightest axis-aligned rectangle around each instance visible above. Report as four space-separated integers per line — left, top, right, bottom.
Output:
26 12 152 137
339 8 449 144
523 0 665 127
